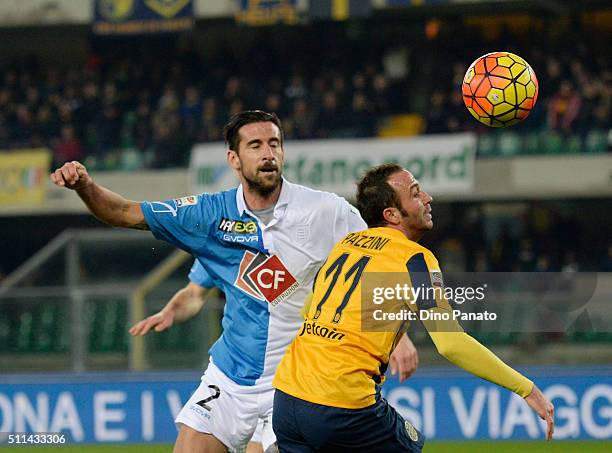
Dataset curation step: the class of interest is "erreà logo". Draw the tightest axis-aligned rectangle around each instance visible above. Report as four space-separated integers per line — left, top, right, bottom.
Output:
235 251 299 307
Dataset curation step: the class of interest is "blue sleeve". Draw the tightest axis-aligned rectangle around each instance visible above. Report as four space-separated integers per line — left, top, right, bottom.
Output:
140 194 215 255
188 260 214 288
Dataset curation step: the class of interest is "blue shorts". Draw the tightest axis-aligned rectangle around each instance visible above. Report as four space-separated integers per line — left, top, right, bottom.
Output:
272 389 425 452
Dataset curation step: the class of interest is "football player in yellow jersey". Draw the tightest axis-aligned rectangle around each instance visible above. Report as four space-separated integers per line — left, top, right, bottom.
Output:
272 163 554 452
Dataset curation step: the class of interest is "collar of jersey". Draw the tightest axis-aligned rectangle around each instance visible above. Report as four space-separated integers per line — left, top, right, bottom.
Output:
370 226 414 243
236 177 291 218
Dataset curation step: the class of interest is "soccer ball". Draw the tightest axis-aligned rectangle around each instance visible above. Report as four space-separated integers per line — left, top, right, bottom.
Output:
462 52 538 127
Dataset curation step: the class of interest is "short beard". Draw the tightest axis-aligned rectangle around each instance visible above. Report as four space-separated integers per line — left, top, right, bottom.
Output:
243 171 282 197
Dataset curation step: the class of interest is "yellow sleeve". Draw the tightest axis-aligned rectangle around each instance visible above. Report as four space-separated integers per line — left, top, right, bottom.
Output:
429 331 534 398
411 250 533 398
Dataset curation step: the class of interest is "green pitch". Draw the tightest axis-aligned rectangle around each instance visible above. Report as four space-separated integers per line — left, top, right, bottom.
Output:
1 442 611 452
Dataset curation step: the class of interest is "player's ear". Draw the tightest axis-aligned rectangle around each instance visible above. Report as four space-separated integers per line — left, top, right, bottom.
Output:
382 207 400 225
227 149 241 171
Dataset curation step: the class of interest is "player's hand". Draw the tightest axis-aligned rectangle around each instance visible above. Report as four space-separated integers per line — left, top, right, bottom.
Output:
50 161 93 191
389 333 419 383
525 385 554 440
129 309 175 336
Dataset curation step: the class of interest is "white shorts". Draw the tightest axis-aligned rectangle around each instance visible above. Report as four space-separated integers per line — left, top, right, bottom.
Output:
175 360 276 452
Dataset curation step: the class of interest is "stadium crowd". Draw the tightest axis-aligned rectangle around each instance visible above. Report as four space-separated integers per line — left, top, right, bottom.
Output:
414 199 611 274
0 19 609 169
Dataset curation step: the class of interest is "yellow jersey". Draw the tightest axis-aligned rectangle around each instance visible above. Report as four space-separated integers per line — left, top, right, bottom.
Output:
273 227 533 409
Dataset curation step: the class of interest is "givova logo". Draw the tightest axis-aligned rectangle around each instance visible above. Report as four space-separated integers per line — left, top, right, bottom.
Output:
234 251 299 306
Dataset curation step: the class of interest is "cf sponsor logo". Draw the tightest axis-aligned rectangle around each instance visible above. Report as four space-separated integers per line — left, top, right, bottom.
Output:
298 320 345 341
256 268 286 290
218 218 257 234
235 251 299 306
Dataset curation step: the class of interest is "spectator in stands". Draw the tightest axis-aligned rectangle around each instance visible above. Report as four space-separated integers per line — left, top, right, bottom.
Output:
133 96 153 152
547 80 582 134
197 97 222 143
151 94 182 168
347 92 374 137
33 104 58 145
288 98 315 140
181 86 202 142
445 91 467 133
561 251 579 273
490 224 516 271
54 124 82 165
315 91 344 138
0 17 608 165
425 90 447 134
79 81 101 134
370 74 390 115
285 74 307 100
264 93 285 121
11 104 35 147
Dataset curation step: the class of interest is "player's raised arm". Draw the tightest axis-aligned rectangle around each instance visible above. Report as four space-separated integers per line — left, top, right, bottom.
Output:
51 161 147 230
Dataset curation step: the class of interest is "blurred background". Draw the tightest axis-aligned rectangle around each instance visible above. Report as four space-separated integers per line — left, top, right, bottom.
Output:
0 0 610 450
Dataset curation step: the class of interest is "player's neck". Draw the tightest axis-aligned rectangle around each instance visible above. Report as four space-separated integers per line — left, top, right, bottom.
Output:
385 224 423 243
243 181 282 211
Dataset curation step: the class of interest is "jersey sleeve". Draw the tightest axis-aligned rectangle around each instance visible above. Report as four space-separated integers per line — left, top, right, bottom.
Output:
188 260 214 288
140 194 215 254
405 249 455 316
429 331 534 397
406 250 534 398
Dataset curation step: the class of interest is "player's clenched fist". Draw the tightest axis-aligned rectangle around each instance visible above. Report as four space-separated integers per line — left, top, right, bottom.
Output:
50 161 93 191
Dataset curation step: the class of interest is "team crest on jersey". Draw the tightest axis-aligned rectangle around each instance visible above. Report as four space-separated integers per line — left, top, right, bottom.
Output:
235 251 299 306
404 420 419 442
175 196 198 207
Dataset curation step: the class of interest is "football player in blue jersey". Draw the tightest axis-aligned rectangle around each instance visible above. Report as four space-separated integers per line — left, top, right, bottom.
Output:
51 110 418 453
129 260 266 453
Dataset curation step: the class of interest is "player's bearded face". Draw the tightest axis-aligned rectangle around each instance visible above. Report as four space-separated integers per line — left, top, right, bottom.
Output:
389 170 433 233
232 122 285 196
401 200 433 232
241 157 283 196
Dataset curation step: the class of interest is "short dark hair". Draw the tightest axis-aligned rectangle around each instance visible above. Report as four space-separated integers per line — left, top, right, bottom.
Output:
356 163 404 228
223 110 283 152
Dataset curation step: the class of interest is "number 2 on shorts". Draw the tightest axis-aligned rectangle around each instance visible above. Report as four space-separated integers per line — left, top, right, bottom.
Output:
196 385 221 411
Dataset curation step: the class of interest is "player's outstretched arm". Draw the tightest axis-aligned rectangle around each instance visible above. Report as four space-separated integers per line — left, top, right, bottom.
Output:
50 161 147 230
129 282 212 336
429 330 555 440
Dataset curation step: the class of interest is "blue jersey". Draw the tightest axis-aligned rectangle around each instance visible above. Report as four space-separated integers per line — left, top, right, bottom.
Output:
188 260 214 288
141 179 366 387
